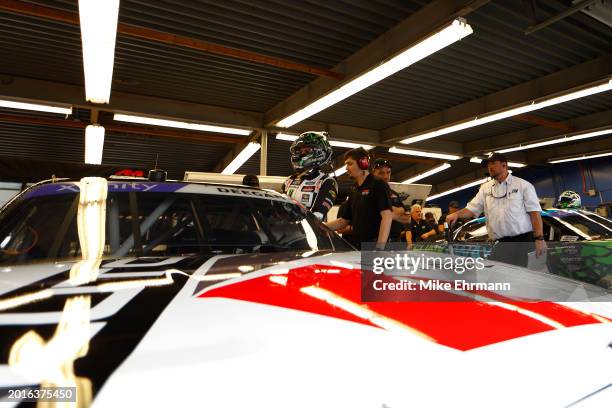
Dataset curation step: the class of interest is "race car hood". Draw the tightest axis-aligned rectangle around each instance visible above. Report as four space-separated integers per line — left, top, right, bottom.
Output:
1 251 611 407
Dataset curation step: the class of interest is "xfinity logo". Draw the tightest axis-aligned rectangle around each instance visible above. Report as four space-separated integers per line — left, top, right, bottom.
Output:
57 183 159 192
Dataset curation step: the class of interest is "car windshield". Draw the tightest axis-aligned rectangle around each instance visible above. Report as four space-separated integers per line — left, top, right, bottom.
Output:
546 210 612 240
0 184 353 266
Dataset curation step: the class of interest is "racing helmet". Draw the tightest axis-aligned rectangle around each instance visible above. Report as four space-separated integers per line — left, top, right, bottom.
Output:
557 190 581 208
289 131 332 172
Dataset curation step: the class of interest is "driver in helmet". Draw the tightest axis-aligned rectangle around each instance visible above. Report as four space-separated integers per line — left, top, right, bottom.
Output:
282 131 338 221
556 190 582 209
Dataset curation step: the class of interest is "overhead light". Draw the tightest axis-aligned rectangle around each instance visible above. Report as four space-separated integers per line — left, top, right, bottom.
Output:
402 163 451 184
276 133 298 141
334 166 347 176
276 133 374 150
469 157 526 168
548 151 612 164
222 142 261 174
389 146 461 160
427 178 488 201
401 78 612 144
0 99 72 115
79 0 120 104
496 128 612 153
329 140 374 150
85 125 105 165
114 114 252 136
275 18 473 128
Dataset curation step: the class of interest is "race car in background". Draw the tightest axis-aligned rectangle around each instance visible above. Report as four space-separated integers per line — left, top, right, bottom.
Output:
0 177 610 407
443 209 612 289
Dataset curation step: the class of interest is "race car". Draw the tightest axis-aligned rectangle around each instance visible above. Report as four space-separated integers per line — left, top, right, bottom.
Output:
444 209 612 288
0 177 610 407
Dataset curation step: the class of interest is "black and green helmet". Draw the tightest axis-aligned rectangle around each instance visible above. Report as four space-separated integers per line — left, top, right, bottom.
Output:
289 131 333 172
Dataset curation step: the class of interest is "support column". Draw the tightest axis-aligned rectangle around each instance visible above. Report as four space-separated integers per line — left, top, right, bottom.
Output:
260 130 268 176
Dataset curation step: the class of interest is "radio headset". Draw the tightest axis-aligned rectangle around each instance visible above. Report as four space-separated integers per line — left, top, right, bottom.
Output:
357 148 370 170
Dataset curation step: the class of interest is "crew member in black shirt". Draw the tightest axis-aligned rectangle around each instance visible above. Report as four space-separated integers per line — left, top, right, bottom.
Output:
437 201 466 236
370 158 410 241
406 204 436 249
326 148 393 249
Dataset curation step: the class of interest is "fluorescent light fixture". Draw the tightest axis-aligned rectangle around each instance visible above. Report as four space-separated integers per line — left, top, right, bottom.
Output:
222 142 261 174
114 113 252 136
85 125 105 165
469 157 526 168
334 166 347 176
276 19 473 128
0 99 72 115
276 133 298 141
401 79 612 144
330 140 374 150
276 133 374 149
427 178 488 201
548 151 612 164
402 163 451 184
79 0 120 104
496 128 612 154
389 146 461 160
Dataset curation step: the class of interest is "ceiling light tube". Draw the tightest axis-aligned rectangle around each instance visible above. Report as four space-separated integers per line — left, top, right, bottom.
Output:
496 128 612 154
222 142 261 174
334 166 347 176
548 151 612 164
469 157 526 168
401 78 612 144
276 18 473 128
79 0 120 104
0 100 72 115
329 140 375 150
113 114 252 136
427 178 488 201
85 125 105 165
276 133 374 150
389 146 461 160
276 133 298 141
402 163 451 184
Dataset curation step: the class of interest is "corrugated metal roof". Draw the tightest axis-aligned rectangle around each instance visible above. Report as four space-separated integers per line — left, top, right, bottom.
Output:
2 0 423 111
310 0 612 129
104 131 230 179
0 0 610 185
0 119 232 180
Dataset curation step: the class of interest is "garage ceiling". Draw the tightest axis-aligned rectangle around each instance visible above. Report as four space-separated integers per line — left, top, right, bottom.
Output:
0 0 611 195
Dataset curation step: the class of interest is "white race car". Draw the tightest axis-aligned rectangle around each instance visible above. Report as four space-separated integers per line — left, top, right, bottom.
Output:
0 178 610 407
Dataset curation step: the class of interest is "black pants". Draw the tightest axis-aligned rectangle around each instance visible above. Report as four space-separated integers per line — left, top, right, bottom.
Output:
489 232 535 268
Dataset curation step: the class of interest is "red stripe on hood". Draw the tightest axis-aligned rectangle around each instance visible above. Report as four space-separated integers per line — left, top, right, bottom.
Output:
199 265 605 350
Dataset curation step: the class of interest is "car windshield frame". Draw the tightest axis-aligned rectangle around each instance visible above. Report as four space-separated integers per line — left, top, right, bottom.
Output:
0 183 353 266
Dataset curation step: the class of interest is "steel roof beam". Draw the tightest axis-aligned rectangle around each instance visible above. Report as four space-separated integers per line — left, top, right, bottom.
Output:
0 112 245 145
464 109 612 154
382 54 612 145
264 0 490 128
0 75 262 129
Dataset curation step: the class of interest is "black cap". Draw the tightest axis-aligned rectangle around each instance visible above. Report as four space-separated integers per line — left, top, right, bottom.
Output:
242 174 260 187
481 152 508 167
448 200 460 209
372 158 392 170
148 169 167 182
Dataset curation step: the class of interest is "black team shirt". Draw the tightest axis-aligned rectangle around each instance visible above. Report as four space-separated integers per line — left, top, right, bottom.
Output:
339 174 392 249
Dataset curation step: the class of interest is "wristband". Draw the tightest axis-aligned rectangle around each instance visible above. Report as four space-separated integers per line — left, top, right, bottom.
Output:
534 235 545 241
